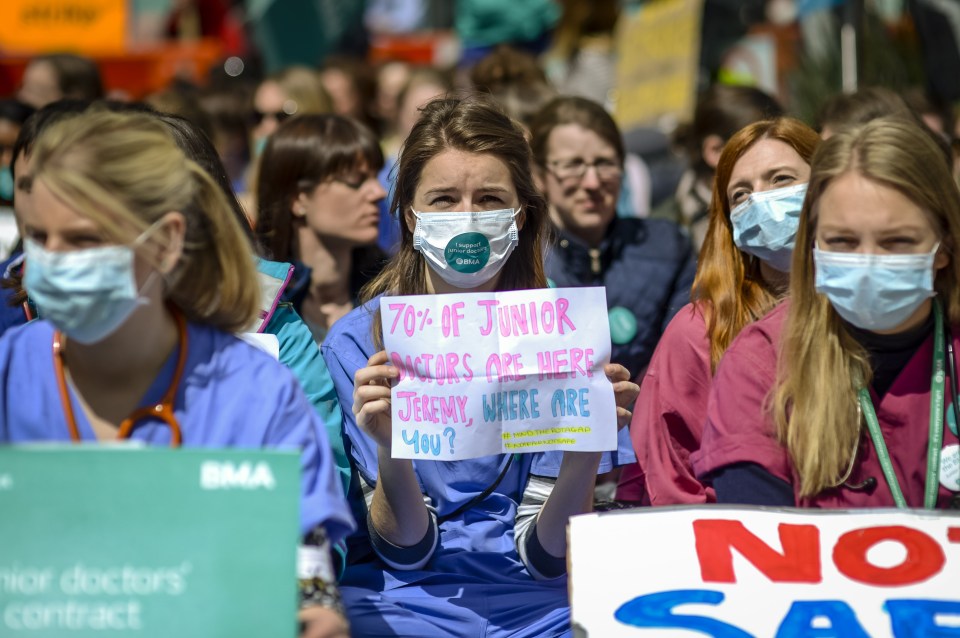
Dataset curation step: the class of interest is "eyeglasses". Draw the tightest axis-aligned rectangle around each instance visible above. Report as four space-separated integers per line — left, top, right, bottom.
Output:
251 110 293 126
546 157 622 182
251 100 299 125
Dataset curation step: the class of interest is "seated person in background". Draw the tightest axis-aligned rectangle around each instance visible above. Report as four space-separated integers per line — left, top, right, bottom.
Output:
618 117 820 505
651 84 783 249
322 95 639 637
694 118 960 510
529 96 695 384
256 114 388 343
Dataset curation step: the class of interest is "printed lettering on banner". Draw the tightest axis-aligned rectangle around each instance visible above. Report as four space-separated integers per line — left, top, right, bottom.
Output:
569 507 960 637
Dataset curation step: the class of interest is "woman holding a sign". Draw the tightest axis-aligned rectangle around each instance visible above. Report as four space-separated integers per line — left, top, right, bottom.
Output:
0 109 355 635
322 95 639 637
618 117 820 505
695 117 960 508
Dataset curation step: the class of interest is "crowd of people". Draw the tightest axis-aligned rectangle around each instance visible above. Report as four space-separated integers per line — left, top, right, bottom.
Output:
1 31 959 638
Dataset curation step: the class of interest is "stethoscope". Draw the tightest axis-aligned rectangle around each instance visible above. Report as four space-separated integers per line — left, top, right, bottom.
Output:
53 311 187 446
838 301 960 505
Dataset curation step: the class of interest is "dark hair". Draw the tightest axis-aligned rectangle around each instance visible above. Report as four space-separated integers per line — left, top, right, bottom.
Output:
470 44 548 92
0 100 35 127
529 95 625 165
11 99 90 178
146 88 216 143
362 94 548 343
319 55 378 130
32 54 104 101
681 84 783 175
151 112 257 249
255 113 384 262
816 86 915 134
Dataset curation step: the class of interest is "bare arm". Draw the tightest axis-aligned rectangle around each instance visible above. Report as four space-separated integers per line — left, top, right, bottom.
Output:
532 363 638 558
353 351 432 552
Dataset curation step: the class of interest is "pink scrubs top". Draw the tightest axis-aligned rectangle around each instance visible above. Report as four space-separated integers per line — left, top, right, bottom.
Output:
617 303 716 505
693 301 960 508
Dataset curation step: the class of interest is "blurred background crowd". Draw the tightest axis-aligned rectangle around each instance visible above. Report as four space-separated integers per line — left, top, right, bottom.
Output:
0 0 958 261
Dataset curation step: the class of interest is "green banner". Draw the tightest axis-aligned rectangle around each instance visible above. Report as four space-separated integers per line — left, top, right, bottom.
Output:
0 446 300 637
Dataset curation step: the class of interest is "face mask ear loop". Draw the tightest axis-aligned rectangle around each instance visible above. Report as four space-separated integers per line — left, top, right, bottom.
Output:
509 207 521 241
411 207 424 250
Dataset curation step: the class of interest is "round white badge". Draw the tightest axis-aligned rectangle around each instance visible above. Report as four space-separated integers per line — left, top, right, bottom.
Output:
940 444 960 492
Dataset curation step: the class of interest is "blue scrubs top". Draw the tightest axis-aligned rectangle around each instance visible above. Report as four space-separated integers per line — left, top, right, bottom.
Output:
321 296 634 638
0 319 355 543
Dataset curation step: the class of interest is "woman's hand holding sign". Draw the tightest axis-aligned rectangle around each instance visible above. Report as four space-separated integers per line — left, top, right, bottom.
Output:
605 363 639 429
353 350 430 548
352 350 397 449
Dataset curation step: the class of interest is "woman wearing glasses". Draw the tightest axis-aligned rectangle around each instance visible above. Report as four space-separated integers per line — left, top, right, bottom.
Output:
530 97 696 385
694 117 960 509
256 113 388 344
250 66 332 156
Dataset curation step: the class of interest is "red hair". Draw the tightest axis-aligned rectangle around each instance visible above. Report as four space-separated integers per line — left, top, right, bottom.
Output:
692 117 820 370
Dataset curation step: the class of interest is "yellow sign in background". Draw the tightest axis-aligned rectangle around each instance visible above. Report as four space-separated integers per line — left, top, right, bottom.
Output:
0 0 127 55
614 0 704 131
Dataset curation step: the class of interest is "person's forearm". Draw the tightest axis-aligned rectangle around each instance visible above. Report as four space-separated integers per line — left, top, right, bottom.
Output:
533 451 601 558
370 445 430 546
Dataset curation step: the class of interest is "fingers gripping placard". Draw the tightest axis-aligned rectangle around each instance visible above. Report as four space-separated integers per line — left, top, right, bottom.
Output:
381 287 618 460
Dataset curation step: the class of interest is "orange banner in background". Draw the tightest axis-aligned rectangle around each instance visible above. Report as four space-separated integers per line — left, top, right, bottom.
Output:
0 0 127 55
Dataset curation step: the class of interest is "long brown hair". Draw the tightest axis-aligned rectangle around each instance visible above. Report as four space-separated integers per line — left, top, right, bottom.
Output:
694 117 820 371
255 113 384 262
362 94 549 346
774 117 960 497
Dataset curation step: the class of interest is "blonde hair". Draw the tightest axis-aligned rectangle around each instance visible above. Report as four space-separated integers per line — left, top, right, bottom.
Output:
774 117 960 496
30 108 260 332
268 66 332 116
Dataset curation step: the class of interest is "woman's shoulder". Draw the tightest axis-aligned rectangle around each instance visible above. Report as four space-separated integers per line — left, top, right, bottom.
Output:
727 298 790 355
321 296 382 370
662 302 709 340
185 322 300 392
0 320 55 367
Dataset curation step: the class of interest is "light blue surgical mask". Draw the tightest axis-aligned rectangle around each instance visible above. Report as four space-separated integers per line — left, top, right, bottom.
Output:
814 243 938 331
23 230 159 344
412 208 519 289
730 183 808 272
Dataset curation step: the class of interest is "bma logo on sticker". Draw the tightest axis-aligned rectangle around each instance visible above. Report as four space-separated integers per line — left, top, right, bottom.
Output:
200 461 276 490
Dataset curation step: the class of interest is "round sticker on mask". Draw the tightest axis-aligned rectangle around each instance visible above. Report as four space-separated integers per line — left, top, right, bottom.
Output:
608 306 638 345
445 232 490 273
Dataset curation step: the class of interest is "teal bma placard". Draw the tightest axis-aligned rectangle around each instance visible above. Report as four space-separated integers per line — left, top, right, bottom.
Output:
0 446 301 637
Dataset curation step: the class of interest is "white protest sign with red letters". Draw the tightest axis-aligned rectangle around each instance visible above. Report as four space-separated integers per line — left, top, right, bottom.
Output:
569 507 960 637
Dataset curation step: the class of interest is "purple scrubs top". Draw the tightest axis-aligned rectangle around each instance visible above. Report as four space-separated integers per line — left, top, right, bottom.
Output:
693 301 960 509
618 302 717 505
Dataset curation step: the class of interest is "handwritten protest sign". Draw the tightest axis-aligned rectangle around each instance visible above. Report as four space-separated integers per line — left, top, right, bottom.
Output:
569 507 960 637
381 287 617 460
